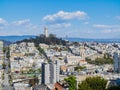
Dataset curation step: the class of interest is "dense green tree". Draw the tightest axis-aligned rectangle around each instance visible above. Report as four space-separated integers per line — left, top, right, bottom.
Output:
35 68 41 73
78 76 107 90
29 77 39 87
3 46 10 59
86 56 113 65
2 63 6 69
16 33 67 45
64 75 77 90
37 46 44 54
74 66 86 71
78 81 92 90
28 69 35 74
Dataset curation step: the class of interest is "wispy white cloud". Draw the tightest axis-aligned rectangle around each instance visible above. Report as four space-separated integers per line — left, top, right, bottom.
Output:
101 29 120 34
12 19 38 29
101 29 112 33
93 24 120 29
0 18 8 30
0 18 8 26
93 24 120 34
43 11 87 21
93 24 111 29
0 18 7 24
43 11 88 28
13 19 30 26
0 18 40 35
50 23 71 28
25 23 38 29
83 21 89 25
115 16 120 20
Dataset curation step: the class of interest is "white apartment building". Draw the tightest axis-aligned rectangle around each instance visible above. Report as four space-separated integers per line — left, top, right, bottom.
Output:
64 55 86 65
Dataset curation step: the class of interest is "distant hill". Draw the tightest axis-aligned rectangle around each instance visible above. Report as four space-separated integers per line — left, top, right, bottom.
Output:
62 38 120 43
3 40 12 46
0 35 120 44
16 34 67 46
0 35 36 42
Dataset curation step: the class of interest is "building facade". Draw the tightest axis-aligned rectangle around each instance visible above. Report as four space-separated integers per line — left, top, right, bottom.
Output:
114 52 120 73
41 61 60 84
41 62 50 84
0 41 4 83
0 41 4 69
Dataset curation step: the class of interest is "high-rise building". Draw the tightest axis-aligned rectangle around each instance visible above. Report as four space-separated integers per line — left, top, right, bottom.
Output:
49 62 56 84
0 41 4 69
44 27 48 37
41 62 50 84
41 61 60 84
55 61 60 82
114 52 120 73
0 41 4 82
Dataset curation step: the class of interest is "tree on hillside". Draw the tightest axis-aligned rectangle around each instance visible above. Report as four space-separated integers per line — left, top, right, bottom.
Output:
74 66 86 71
78 76 107 90
64 75 77 90
3 46 10 59
2 63 6 69
16 33 67 45
29 76 39 87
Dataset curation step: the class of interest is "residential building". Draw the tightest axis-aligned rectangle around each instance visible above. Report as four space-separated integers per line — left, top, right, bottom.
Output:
0 41 4 83
114 52 120 73
64 55 86 65
41 62 50 84
0 41 4 69
41 61 60 85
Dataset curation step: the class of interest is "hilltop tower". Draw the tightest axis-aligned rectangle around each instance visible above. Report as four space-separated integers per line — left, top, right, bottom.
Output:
44 27 48 37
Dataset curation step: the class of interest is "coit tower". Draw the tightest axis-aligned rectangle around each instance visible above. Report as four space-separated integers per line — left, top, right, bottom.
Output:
44 27 48 37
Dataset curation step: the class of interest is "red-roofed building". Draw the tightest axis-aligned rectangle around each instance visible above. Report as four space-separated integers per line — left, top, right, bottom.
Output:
54 82 69 90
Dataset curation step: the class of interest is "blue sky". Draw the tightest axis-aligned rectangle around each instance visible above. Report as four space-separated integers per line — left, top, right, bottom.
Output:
0 0 120 38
